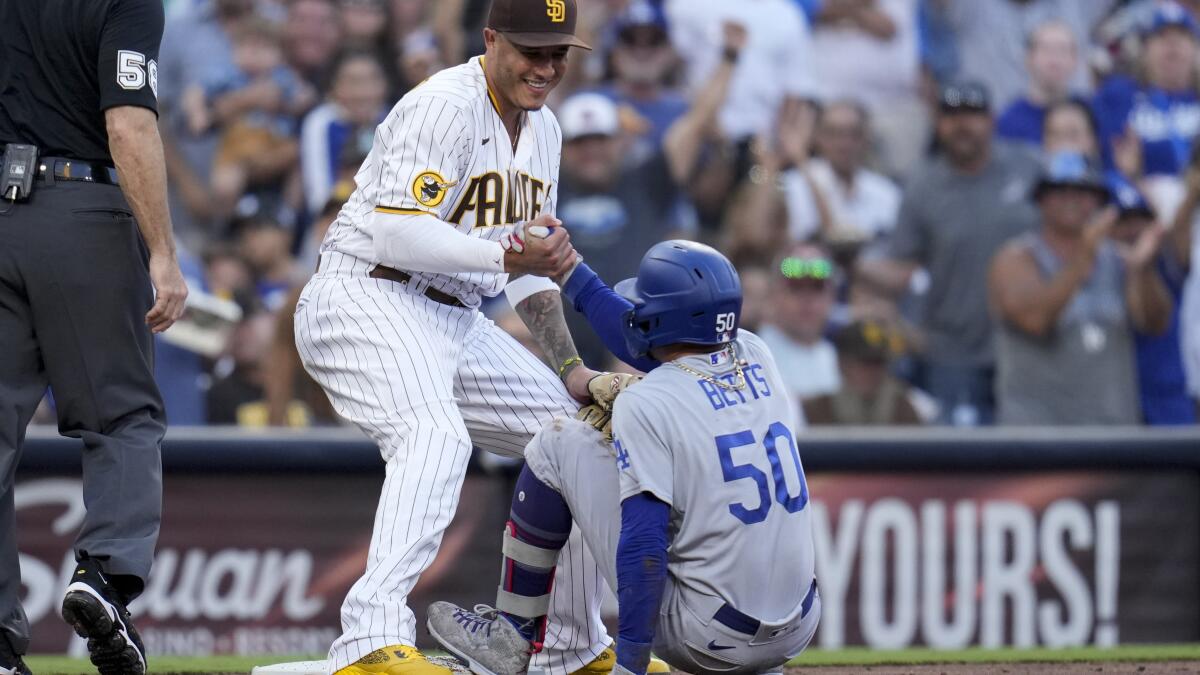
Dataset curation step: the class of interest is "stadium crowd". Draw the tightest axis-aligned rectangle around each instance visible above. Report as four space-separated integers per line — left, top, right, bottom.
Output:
32 0 1200 428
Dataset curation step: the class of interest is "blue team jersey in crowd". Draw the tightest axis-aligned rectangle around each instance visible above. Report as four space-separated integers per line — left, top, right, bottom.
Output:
1135 254 1196 425
154 250 208 425
995 97 1047 146
591 85 689 152
1093 75 1200 176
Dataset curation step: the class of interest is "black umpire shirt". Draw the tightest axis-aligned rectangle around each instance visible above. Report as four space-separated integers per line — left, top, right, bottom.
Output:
0 0 163 164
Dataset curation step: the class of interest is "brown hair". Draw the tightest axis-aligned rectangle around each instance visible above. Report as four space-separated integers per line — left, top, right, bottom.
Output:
229 16 282 47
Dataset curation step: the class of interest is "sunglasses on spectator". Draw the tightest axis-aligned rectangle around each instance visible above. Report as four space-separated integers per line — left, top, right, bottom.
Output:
780 257 833 280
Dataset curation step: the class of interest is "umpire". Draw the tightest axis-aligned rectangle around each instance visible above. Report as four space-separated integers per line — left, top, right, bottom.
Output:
0 1 187 674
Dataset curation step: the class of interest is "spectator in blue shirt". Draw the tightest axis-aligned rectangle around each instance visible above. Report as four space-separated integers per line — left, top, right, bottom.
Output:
997 20 1083 147
1039 100 1189 423
916 0 957 84
791 0 824 23
593 0 689 165
154 248 210 426
300 50 389 216
1108 174 1196 424
1093 2 1200 178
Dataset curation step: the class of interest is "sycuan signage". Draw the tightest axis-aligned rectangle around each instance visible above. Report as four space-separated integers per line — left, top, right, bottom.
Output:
14 431 1200 655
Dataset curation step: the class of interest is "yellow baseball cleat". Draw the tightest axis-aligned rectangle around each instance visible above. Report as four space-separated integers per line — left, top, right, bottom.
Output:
334 645 454 675
570 646 670 674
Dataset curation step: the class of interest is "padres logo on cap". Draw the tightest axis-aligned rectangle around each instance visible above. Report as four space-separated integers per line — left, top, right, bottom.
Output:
412 170 457 207
546 0 566 23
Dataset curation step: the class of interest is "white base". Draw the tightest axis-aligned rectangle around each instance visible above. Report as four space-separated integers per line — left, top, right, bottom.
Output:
251 660 329 675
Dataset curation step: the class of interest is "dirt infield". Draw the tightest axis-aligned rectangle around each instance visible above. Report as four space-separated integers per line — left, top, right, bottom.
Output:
789 662 1200 674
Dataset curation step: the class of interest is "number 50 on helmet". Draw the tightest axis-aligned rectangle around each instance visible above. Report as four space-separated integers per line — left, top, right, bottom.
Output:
614 240 743 359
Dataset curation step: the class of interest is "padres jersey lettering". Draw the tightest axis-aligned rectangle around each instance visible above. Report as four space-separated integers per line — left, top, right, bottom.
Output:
322 55 562 306
447 170 547 226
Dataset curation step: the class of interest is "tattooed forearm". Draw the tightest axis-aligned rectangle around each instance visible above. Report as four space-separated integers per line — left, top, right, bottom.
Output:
515 289 582 379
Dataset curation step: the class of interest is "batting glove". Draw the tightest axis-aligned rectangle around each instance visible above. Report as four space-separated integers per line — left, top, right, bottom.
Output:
587 372 642 411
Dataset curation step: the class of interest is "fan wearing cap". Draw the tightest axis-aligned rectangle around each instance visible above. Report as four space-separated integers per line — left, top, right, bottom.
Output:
556 92 694 367
1093 1 1200 178
856 81 1040 425
802 320 925 426
757 244 842 401
593 0 688 162
1109 175 1198 424
988 151 1171 425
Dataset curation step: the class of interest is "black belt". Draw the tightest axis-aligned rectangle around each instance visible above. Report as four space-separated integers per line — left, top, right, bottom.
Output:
713 579 817 636
38 158 120 186
369 265 466 308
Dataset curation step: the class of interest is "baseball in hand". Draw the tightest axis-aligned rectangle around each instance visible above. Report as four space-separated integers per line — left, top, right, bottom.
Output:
526 215 561 239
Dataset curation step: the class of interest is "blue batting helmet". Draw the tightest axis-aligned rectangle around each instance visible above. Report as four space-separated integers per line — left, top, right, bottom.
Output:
614 240 742 359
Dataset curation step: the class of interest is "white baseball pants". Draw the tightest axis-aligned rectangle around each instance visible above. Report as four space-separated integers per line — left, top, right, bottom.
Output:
295 252 609 673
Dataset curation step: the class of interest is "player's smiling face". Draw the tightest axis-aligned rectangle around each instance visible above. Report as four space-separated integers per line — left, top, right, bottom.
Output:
485 30 569 111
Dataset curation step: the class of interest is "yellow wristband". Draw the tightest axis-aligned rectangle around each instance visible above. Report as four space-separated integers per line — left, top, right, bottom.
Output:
557 356 583 378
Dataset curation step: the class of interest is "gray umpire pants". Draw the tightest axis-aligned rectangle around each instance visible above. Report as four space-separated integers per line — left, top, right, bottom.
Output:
0 176 165 654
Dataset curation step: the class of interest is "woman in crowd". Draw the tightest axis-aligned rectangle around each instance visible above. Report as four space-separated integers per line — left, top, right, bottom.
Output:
299 49 390 216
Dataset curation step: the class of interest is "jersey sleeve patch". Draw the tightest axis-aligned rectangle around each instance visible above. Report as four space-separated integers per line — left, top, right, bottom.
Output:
412 170 458 208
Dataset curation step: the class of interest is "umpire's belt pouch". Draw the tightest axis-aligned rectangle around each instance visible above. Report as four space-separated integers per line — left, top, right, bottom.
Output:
2 144 38 202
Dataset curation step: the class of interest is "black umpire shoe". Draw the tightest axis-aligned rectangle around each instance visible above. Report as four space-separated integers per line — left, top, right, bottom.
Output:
0 630 32 675
60 557 146 675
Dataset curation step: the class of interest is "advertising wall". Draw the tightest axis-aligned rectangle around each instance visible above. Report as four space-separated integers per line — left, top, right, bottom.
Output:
808 472 1198 649
13 429 1200 656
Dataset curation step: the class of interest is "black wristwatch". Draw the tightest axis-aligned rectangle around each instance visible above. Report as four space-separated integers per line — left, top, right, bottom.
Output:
722 46 740 64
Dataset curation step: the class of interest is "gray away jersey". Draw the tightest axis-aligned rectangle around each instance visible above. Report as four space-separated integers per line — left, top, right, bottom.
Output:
611 330 816 623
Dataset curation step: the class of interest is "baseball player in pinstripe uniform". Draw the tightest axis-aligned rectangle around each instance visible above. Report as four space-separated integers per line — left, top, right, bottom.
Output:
293 1 665 675
425 242 820 675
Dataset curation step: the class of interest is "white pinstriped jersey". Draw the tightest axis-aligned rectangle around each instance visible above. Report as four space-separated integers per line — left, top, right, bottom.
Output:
322 55 562 307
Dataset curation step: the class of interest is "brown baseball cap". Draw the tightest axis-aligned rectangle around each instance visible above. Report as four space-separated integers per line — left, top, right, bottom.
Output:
487 0 592 50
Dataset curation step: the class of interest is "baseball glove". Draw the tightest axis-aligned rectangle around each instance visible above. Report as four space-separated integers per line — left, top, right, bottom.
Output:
575 403 614 442
587 372 642 411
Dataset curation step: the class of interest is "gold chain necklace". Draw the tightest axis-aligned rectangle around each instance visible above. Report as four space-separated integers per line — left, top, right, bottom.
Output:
669 346 749 392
